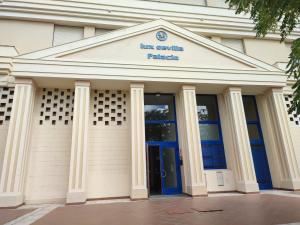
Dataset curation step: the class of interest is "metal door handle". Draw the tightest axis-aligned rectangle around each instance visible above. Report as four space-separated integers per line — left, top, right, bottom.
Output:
161 170 166 178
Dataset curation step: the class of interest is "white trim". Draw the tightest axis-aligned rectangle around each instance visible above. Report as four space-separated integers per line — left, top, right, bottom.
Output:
0 0 299 40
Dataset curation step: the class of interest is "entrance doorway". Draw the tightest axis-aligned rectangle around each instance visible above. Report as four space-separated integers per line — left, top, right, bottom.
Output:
243 96 273 190
144 94 182 196
147 144 181 195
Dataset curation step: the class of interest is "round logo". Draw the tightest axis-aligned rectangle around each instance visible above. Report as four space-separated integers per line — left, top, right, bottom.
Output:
156 31 168 41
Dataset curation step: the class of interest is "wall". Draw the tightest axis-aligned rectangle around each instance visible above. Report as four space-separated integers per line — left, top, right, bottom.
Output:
0 19 54 54
87 89 130 199
25 88 74 204
244 39 291 65
205 170 235 192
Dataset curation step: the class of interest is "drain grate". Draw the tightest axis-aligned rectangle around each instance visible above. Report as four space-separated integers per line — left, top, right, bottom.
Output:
166 208 223 215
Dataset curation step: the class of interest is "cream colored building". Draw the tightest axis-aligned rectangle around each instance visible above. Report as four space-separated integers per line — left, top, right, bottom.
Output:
0 0 299 207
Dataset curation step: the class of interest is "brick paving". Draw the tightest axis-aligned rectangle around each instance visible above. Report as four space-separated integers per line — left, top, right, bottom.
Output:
29 194 300 225
0 208 34 225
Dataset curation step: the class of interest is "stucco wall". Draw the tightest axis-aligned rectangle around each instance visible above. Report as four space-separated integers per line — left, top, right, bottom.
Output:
0 19 54 54
244 39 291 65
25 88 73 204
87 90 130 199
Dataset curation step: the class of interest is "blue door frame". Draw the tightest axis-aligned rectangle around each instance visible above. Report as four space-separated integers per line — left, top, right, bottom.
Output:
243 96 273 190
145 94 182 195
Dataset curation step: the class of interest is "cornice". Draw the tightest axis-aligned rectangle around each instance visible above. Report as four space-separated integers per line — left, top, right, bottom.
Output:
0 0 299 40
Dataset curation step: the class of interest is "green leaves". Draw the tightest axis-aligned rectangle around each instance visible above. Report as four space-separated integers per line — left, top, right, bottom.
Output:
287 38 300 114
226 0 300 115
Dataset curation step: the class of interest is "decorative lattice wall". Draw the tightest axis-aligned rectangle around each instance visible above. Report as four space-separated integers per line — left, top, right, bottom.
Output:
39 88 74 125
0 87 14 125
284 94 300 126
91 90 127 126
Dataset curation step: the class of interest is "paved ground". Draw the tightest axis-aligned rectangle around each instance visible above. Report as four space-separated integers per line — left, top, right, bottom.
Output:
2 192 300 225
0 208 34 225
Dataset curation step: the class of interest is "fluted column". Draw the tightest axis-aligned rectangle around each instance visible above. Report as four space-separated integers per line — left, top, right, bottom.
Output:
0 79 36 207
265 88 300 190
130 83 148 199
224 87 259 193
179 86 207 196
67 81 90 204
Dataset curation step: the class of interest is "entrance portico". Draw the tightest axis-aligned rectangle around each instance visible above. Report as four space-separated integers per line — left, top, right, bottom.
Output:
0 19 299 207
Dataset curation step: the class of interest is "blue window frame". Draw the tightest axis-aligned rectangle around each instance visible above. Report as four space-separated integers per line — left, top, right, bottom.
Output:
196 95 227 169
144 94 178 143
242 96 273 190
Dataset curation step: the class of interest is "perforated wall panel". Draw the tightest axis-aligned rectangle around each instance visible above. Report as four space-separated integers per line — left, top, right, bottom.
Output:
284 94 300 126
91 90 127 126
39 88 74 126
0 87 14 125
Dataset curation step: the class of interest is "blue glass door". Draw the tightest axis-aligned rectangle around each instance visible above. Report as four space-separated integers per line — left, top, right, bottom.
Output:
243 96 273 190
145 94 182 195
160 143 182 195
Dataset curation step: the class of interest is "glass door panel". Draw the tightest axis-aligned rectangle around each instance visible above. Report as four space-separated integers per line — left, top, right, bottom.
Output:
160 145 181 195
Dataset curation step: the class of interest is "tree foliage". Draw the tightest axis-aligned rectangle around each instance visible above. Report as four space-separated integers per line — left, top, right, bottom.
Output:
225 0 300 114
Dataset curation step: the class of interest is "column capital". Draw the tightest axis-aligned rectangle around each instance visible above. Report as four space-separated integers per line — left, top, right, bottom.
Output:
224 87 242 94
181 85 196 91
75 80 90 87
265 87 284 95
15 78 35 86
130 83 144 89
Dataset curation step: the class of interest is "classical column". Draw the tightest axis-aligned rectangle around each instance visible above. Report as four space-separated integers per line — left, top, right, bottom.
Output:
223 87 259 193
179 86 207 196
130 83 148 199
265 88 300 190
0 79 36 207
67 81 90 204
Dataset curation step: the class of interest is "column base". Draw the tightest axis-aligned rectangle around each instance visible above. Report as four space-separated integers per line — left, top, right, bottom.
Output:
66 191 86 204
0 192 24 208
236 181 259 193
130 188 148 200
186 185 208 196
280 179 300 191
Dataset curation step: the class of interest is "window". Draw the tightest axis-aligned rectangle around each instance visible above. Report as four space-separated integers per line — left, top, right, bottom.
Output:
53 25 84 46
144 94 177 142
197 95 226 169
221 38 245 53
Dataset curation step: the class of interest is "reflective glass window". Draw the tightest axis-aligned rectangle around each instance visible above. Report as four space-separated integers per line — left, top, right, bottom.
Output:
196 95 219 121
145 95 175 121
243 96 258 121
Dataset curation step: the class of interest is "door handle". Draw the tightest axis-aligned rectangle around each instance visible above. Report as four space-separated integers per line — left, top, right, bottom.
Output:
161 169 166 178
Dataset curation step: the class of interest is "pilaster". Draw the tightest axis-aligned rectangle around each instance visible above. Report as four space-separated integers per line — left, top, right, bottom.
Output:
265 88 300 190
0 79 36 207
223 87 259 193
179 85 207 196
67 81 90 204
130 83 148 199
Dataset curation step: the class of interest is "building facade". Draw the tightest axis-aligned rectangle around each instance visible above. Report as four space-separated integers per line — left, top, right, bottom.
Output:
0 0 300 207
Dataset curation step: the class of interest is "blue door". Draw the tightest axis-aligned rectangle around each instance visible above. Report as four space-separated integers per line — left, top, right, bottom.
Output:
145 94 182 195
160 143 182 195
243 96 273 190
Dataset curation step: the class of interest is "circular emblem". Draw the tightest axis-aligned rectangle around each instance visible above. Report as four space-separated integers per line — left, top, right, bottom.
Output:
156 31 168 41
